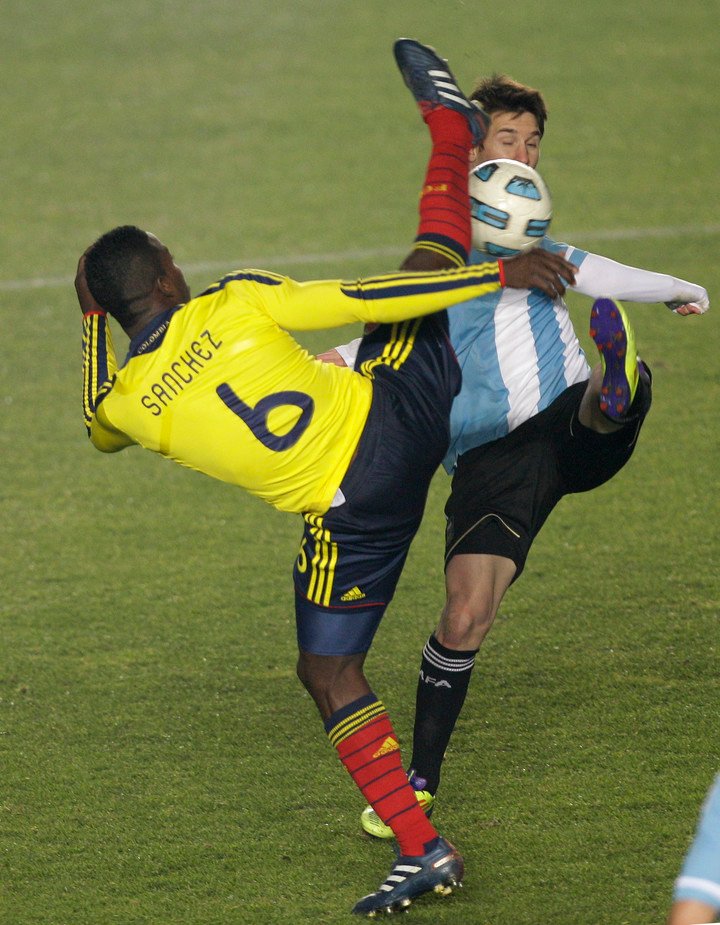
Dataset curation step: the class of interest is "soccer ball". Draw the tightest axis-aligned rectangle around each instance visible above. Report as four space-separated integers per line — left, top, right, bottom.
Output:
469 158 552 256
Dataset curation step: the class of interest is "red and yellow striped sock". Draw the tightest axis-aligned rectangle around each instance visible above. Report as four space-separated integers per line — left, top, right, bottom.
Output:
414 108 474 266
325 693 438 857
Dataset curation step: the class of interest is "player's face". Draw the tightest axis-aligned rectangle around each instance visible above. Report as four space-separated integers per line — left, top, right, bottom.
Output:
471 111 542 168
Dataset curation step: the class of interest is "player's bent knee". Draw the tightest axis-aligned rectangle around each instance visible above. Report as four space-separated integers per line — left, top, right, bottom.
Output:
445 591 495 627
438 595 496 649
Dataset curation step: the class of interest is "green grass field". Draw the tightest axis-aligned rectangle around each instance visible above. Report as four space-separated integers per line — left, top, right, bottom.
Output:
2 2 718 923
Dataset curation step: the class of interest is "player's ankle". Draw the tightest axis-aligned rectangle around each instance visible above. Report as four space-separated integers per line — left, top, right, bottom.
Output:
424 106 473 144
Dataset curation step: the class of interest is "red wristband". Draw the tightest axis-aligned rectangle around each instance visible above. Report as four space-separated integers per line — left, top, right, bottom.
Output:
497 259 506 287
83 309 107 318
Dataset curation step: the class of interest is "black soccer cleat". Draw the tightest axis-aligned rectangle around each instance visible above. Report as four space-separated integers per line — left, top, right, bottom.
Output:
351 836 464 916
393 38 488 144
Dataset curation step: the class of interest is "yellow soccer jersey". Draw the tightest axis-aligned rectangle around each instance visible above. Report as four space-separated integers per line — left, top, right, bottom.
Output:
82 264 502 514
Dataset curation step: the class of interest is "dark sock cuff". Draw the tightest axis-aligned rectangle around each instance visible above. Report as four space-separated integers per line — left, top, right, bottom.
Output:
426 633 479 661
323 691 379 735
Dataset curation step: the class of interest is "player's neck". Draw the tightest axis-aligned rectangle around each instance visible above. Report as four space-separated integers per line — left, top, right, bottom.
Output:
123 302 170 340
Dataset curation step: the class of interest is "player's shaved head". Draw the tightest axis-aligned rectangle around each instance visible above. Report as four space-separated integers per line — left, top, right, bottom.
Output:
84 225 166 326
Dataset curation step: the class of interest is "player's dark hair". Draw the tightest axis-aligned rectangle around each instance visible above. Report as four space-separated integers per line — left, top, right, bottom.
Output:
470 74 548 136
84 225 165 327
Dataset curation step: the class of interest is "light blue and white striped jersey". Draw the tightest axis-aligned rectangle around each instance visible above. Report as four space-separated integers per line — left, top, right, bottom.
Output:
673 773 720 909
444 238 591 473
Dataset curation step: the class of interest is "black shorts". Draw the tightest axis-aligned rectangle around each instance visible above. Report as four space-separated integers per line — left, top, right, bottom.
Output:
444 375 651 579
294 314 461 656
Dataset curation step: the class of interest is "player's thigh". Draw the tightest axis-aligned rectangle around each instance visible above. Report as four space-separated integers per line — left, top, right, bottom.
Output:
293 516 414 657
445 553 517 617
437 553 517 648
445 424 564 579
560 414 646 492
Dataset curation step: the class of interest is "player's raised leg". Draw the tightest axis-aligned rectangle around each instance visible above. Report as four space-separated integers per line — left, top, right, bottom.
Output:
331 38 478 914
396 39 485 272
357 38 479 850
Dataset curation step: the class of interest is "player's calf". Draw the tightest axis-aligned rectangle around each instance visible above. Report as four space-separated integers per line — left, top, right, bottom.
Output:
361 772 434 840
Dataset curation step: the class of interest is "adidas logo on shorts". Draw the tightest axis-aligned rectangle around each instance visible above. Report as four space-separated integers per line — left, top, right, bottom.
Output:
340 586 366 602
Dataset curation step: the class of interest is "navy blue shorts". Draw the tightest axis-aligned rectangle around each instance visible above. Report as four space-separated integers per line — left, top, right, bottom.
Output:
294 314 460 656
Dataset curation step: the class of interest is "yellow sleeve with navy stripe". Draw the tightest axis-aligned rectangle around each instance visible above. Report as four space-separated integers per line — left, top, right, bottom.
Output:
203 263 501 329
83 264 502 514
81 312 130 451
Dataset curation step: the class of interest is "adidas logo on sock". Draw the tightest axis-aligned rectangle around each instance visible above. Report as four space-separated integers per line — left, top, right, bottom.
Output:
373 737 400 758
340 586 365 602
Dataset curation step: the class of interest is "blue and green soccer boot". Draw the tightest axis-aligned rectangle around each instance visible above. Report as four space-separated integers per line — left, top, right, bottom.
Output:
590 297 641 421
352 836 464 916
393 38 488 144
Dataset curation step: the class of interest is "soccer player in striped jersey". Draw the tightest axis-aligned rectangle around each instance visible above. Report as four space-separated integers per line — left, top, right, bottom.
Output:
322 74 709 840
77 39 576 916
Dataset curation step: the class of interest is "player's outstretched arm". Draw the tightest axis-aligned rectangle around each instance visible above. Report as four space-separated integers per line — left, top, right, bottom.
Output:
401 247 578 297
314 249 577 366
269 249 576 332
570 251 709 316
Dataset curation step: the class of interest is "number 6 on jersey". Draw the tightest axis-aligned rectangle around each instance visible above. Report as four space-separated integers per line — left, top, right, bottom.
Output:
216 383 315 452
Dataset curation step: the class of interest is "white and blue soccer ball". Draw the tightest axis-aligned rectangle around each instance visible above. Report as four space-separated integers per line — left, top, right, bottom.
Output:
469 158 552 256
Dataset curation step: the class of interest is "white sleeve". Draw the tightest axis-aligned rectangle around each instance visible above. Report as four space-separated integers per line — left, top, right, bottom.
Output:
572 252 709 313
335 337 362 370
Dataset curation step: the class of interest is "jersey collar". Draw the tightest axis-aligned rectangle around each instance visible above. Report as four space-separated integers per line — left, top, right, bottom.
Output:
125 303 184 363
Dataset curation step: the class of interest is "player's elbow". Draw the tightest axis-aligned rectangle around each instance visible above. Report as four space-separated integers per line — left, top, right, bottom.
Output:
89 421 131 453
90 434 125 453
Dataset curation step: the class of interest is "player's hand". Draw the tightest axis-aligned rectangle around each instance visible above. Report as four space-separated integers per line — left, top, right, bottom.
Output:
501 249 577 298
75 251 105 315
317 348 348 367
665 298 709 316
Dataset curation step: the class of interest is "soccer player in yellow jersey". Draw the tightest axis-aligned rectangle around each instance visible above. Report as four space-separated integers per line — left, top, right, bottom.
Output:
77 39 575 916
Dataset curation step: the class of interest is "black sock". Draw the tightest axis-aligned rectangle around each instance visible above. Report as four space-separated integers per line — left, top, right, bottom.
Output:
409 634 478 795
